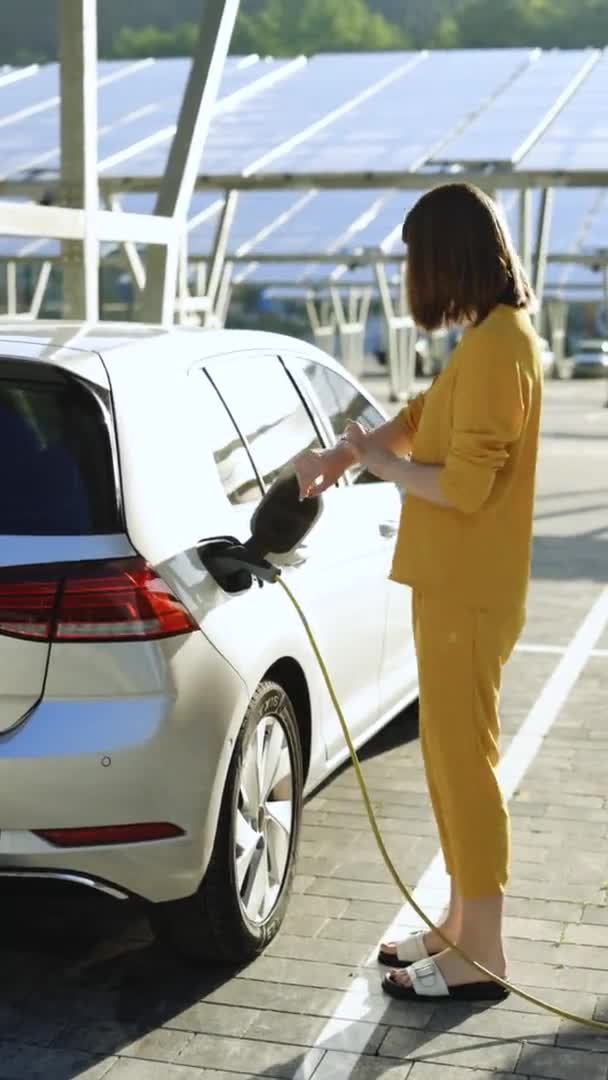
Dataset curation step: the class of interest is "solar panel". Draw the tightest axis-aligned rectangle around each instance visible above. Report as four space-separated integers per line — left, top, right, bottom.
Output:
101 55 304 179
109 52 412 179
431 50 596 166
255 49 532 175
518 51 608 171
0 56 288 182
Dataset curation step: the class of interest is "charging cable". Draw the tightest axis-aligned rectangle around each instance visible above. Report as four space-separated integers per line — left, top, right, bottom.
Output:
276 574 608 1032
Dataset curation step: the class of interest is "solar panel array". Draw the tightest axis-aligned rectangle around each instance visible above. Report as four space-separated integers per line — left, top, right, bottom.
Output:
1 49 608 301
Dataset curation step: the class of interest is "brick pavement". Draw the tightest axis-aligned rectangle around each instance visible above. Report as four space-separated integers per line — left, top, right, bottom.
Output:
0 374 606 1080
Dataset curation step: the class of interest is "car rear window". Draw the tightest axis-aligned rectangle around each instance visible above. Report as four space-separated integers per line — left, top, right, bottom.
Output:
0 368 121 535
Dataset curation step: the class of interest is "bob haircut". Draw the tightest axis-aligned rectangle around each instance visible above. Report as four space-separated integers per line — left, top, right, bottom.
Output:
402 183 535 331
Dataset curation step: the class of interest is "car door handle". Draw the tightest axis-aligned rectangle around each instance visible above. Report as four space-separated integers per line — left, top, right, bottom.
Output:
379 520 398 539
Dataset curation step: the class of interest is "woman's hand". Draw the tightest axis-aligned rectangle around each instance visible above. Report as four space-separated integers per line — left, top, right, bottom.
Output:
343 421 401 483
292 447 346 499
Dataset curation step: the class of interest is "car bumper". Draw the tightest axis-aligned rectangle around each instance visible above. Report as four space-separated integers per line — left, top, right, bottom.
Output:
0 633 249 902
572 363 608 378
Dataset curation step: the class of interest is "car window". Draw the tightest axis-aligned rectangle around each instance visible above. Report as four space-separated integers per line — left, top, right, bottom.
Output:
206 355 322 490
0 370 119 535
193 372 262 505
292 358 385 485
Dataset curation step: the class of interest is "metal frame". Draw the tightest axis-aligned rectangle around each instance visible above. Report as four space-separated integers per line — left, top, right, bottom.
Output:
375 262 417 402
2 36 608 329
59 0 99 321
137 0 239 324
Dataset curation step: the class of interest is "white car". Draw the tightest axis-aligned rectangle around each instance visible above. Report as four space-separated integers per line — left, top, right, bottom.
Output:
0 322 417 964
568 338 608 378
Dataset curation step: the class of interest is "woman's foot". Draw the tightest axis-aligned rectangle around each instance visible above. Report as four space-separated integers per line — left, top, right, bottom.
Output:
380 924 459 964
386 943 506 992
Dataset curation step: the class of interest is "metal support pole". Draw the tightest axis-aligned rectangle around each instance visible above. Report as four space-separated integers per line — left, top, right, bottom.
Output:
139 0 239 326
215 260 234 327
29 261 53 318
533 187 554 331
546 298 568 379
375 262 416 401
59 0 99 321
6 262 17 315
518 188 532 280
107 193 146 291
205 190 238 320
305 296 336 353
603 266 608 407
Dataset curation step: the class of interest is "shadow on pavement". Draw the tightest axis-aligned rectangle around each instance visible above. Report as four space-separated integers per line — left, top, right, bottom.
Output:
532 531 608 583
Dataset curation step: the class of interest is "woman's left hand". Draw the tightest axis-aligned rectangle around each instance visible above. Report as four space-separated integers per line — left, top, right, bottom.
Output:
343 421 401 483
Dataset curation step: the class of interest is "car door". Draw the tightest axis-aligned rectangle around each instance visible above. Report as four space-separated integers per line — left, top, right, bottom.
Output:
205 352 386 760
285 353 418 727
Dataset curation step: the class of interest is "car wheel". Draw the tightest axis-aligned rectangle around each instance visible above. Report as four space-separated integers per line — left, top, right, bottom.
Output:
151 680 303 965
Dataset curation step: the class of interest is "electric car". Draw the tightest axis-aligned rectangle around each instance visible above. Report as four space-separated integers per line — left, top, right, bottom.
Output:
0 322 418 964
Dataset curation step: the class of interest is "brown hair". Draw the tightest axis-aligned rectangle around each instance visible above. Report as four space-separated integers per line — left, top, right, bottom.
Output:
402 182 535 331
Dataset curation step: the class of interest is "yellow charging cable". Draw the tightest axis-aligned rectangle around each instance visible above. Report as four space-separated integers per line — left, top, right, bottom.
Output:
277 574 608 1032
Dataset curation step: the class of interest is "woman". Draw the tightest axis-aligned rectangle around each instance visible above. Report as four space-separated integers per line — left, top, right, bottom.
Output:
294 182 542 1004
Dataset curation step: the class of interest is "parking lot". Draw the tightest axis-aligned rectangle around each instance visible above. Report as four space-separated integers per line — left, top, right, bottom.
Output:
0 371 606 1080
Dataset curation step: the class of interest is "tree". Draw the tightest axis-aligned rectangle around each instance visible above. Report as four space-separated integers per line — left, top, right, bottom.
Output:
112 22 199 59
231 0 408 54
110 0 408 60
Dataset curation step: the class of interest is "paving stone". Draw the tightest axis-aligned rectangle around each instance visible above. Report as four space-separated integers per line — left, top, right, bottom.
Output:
582 906 608 927
202 977 344 1018
310 1050 413 1079
341 899 404 924
0 1043 114 1080
103 1063 211 1080
318 917 385 945
177 1032 323 1078
409 1067 520 1080
555 943 608 971
58 1022 149 1055
557 1019 608 1054
279 912 328 938
120 1029 197 1063
516 1042 608 1079
237 955 356 991
504 917 564 943
163 1002 259 1038
505 939 561 965
287 893 350 919
303 877 404 904
504 898 584 923
488 985 599 1020
265 933 370 966
379 1027 521 1071
427 1003 559 1042
245 1008 385 1054
510 958 608 996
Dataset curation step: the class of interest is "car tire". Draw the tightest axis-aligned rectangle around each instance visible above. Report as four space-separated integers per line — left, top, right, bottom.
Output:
151 680 303 965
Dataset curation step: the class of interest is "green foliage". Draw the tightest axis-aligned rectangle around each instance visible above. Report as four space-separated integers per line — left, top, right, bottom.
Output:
112 22 199 59
110 0 408 59
231 0 409 55
1 0 608 66
434 0 608 48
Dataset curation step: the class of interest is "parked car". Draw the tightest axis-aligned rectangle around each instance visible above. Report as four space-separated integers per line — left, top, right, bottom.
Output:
567 338 608 378
0 322 418 964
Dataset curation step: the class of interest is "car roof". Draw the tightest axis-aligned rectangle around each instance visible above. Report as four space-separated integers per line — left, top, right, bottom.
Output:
0 320 334 373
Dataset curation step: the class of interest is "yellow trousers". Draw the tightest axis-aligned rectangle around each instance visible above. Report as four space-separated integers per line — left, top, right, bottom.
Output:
412 591 524 899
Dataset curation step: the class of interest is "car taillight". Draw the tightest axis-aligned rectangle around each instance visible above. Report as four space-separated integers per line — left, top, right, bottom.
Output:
34 823 185 847
0 558 197 643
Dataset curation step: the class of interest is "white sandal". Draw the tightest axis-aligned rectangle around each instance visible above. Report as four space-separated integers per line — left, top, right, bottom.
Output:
382 956 510 1002
377 930 430 968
